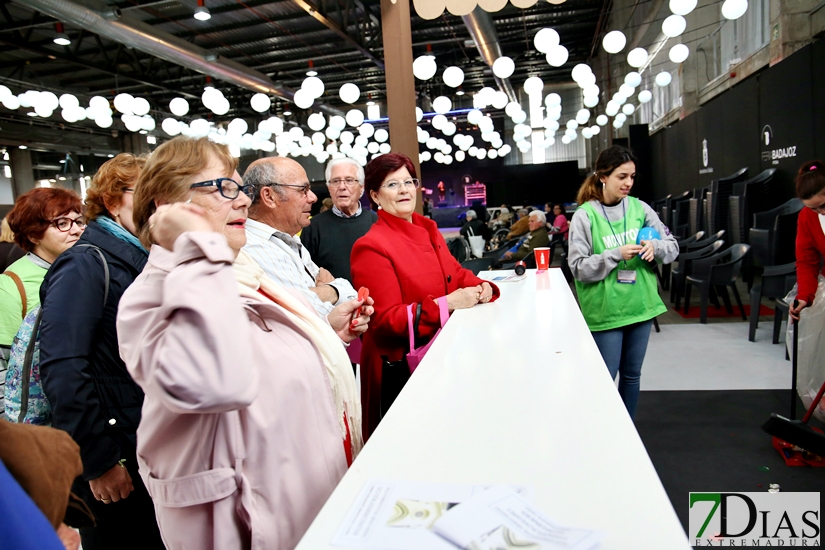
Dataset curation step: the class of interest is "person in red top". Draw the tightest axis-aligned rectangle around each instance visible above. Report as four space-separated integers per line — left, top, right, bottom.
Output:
791 160 825 321
351 153 500 439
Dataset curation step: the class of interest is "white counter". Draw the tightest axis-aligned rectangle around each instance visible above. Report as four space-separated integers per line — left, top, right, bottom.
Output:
297 269 690 550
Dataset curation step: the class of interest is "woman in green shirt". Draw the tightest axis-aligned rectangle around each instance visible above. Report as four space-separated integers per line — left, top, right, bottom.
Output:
0 188 84 410
568 146 678 419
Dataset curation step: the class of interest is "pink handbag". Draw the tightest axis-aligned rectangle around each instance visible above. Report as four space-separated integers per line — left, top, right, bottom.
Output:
406 296 450 374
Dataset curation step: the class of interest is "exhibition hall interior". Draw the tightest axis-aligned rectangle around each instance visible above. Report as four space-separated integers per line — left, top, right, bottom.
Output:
1 0 824 547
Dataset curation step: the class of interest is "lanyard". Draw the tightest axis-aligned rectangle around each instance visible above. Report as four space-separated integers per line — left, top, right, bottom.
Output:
601 200 627 268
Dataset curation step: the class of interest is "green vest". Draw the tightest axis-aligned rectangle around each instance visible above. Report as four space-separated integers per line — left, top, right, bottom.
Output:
574 198 666 332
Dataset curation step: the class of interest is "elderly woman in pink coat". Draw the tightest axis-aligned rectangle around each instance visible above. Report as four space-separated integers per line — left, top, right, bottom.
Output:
116 136 372 549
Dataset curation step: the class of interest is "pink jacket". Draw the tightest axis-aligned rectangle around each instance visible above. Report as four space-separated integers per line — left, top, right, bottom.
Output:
117 233 347 550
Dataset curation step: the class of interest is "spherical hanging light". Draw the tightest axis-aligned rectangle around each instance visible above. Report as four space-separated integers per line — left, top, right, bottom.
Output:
359 123 375 138
432 96 452 114
544 119 560 132
58 93 79 110
583 96 599 108
169 97 189 117
212 96 230 116
308 112 326 131
638 90 653 103
374 128 389 143
523 76 544 96
114 93 134 114
605 101 620 116
294 89 314 109
340 130 354 144
619 83 636 97
228 118 248 136
367 142 380 154
571 63 592 84
346 109 364 127
161 118 181 136
442 66 465 88
613 119 624 129
602 30 627 54
442 122 457 136
546 44 569 67
544 93 562 107
2 95 20 110
491 91 508 110
505 102 521 117
329 115 346 131
662 14 687 37
467 109 483 125
613 93 627 106
626 48 649 69
354 135 368 147
591 125 601 135
499 144 511 156
625 72 642 88
511 110 527 124
566 120 578 130
596 114 608 126
89 96 109 111
669 0 697 15
576 109 590 124
492 56 515 79
325 126 341 140
250 93 271 113
622 103 635 116
478 117 494 133
561 135 571 144
455 150 466 162
669 43 690 63
378 143 391 154
415 106 423 122
412 55 437 80
432 114 447 129
129 96 149 116
583 84 600 98
94 114 113 128
582 127 593 139
339 83 360 104
579 72 597 87
302 76 325 98
721 0 748 19
655 71 673 86
533 28 560 53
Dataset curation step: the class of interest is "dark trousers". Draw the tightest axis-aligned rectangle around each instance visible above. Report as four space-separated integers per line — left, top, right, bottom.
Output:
75 461 165 550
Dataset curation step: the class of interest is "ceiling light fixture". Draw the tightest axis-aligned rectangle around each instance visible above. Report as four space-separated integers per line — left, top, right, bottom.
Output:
306 60 317 77
194 0 211 21
53 23 71 46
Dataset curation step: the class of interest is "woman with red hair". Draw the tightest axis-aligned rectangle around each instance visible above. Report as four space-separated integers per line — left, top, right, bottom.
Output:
0 188 83 412
791 160 825 320
351 153 500 439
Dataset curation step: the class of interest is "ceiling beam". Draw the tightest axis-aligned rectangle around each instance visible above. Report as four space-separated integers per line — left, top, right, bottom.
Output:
290 0 384 70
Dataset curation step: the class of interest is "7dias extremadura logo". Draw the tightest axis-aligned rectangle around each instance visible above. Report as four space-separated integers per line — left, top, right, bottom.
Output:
689 492 820 546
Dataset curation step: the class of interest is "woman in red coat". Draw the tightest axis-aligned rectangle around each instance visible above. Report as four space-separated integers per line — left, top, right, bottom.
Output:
791 160 825 320
351 153 500 439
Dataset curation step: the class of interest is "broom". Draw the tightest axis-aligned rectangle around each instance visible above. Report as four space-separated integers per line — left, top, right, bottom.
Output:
762 302 825 457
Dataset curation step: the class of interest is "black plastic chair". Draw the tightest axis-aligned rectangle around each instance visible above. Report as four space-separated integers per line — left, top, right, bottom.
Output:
749 199 802 267
678 230 706 253
483 238 519 259
684 244 751 324
671 240 726 309
748 262 796 343
461 257 495 275
684 229 725 253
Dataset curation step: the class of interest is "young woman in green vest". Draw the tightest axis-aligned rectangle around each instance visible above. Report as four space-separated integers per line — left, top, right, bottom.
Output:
568 146 678 419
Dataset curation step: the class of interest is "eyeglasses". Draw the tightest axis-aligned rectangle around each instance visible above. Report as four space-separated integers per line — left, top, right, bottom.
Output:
261 182 311 196
190 178 255 200
51 216 86 232
327 178 360 188
381 178 420 191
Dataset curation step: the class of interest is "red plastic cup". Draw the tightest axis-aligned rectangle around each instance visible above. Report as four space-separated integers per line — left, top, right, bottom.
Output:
534 247 551 271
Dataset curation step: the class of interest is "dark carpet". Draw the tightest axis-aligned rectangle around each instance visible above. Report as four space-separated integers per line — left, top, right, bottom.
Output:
635 390 825 538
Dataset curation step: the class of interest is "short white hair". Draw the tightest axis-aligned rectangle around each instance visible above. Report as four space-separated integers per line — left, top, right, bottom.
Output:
465 209 477 220
529 210 546 224
325 157 364 185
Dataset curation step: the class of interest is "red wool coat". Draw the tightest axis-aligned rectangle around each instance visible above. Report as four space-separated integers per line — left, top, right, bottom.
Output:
351 210 500 439
795 206 825 305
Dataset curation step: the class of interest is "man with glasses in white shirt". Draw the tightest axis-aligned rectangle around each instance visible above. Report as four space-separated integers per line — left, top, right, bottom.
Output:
243 157 357 318
301 158 378 282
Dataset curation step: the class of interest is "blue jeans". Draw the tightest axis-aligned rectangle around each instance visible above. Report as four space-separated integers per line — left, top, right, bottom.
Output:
590 320 653 420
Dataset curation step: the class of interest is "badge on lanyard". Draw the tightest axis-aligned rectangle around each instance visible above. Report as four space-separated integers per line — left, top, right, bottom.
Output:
617 269 637 284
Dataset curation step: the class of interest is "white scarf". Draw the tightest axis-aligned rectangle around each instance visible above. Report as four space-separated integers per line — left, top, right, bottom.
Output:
233 251 363 459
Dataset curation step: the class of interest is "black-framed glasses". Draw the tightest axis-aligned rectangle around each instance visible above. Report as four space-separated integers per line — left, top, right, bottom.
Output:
261 182 311 196
381 178 420 191
51 216 86 232
327 177 359 188
190 178 254 200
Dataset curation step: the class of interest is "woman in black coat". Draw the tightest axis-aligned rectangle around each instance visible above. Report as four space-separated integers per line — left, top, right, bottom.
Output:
39 154 164 549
